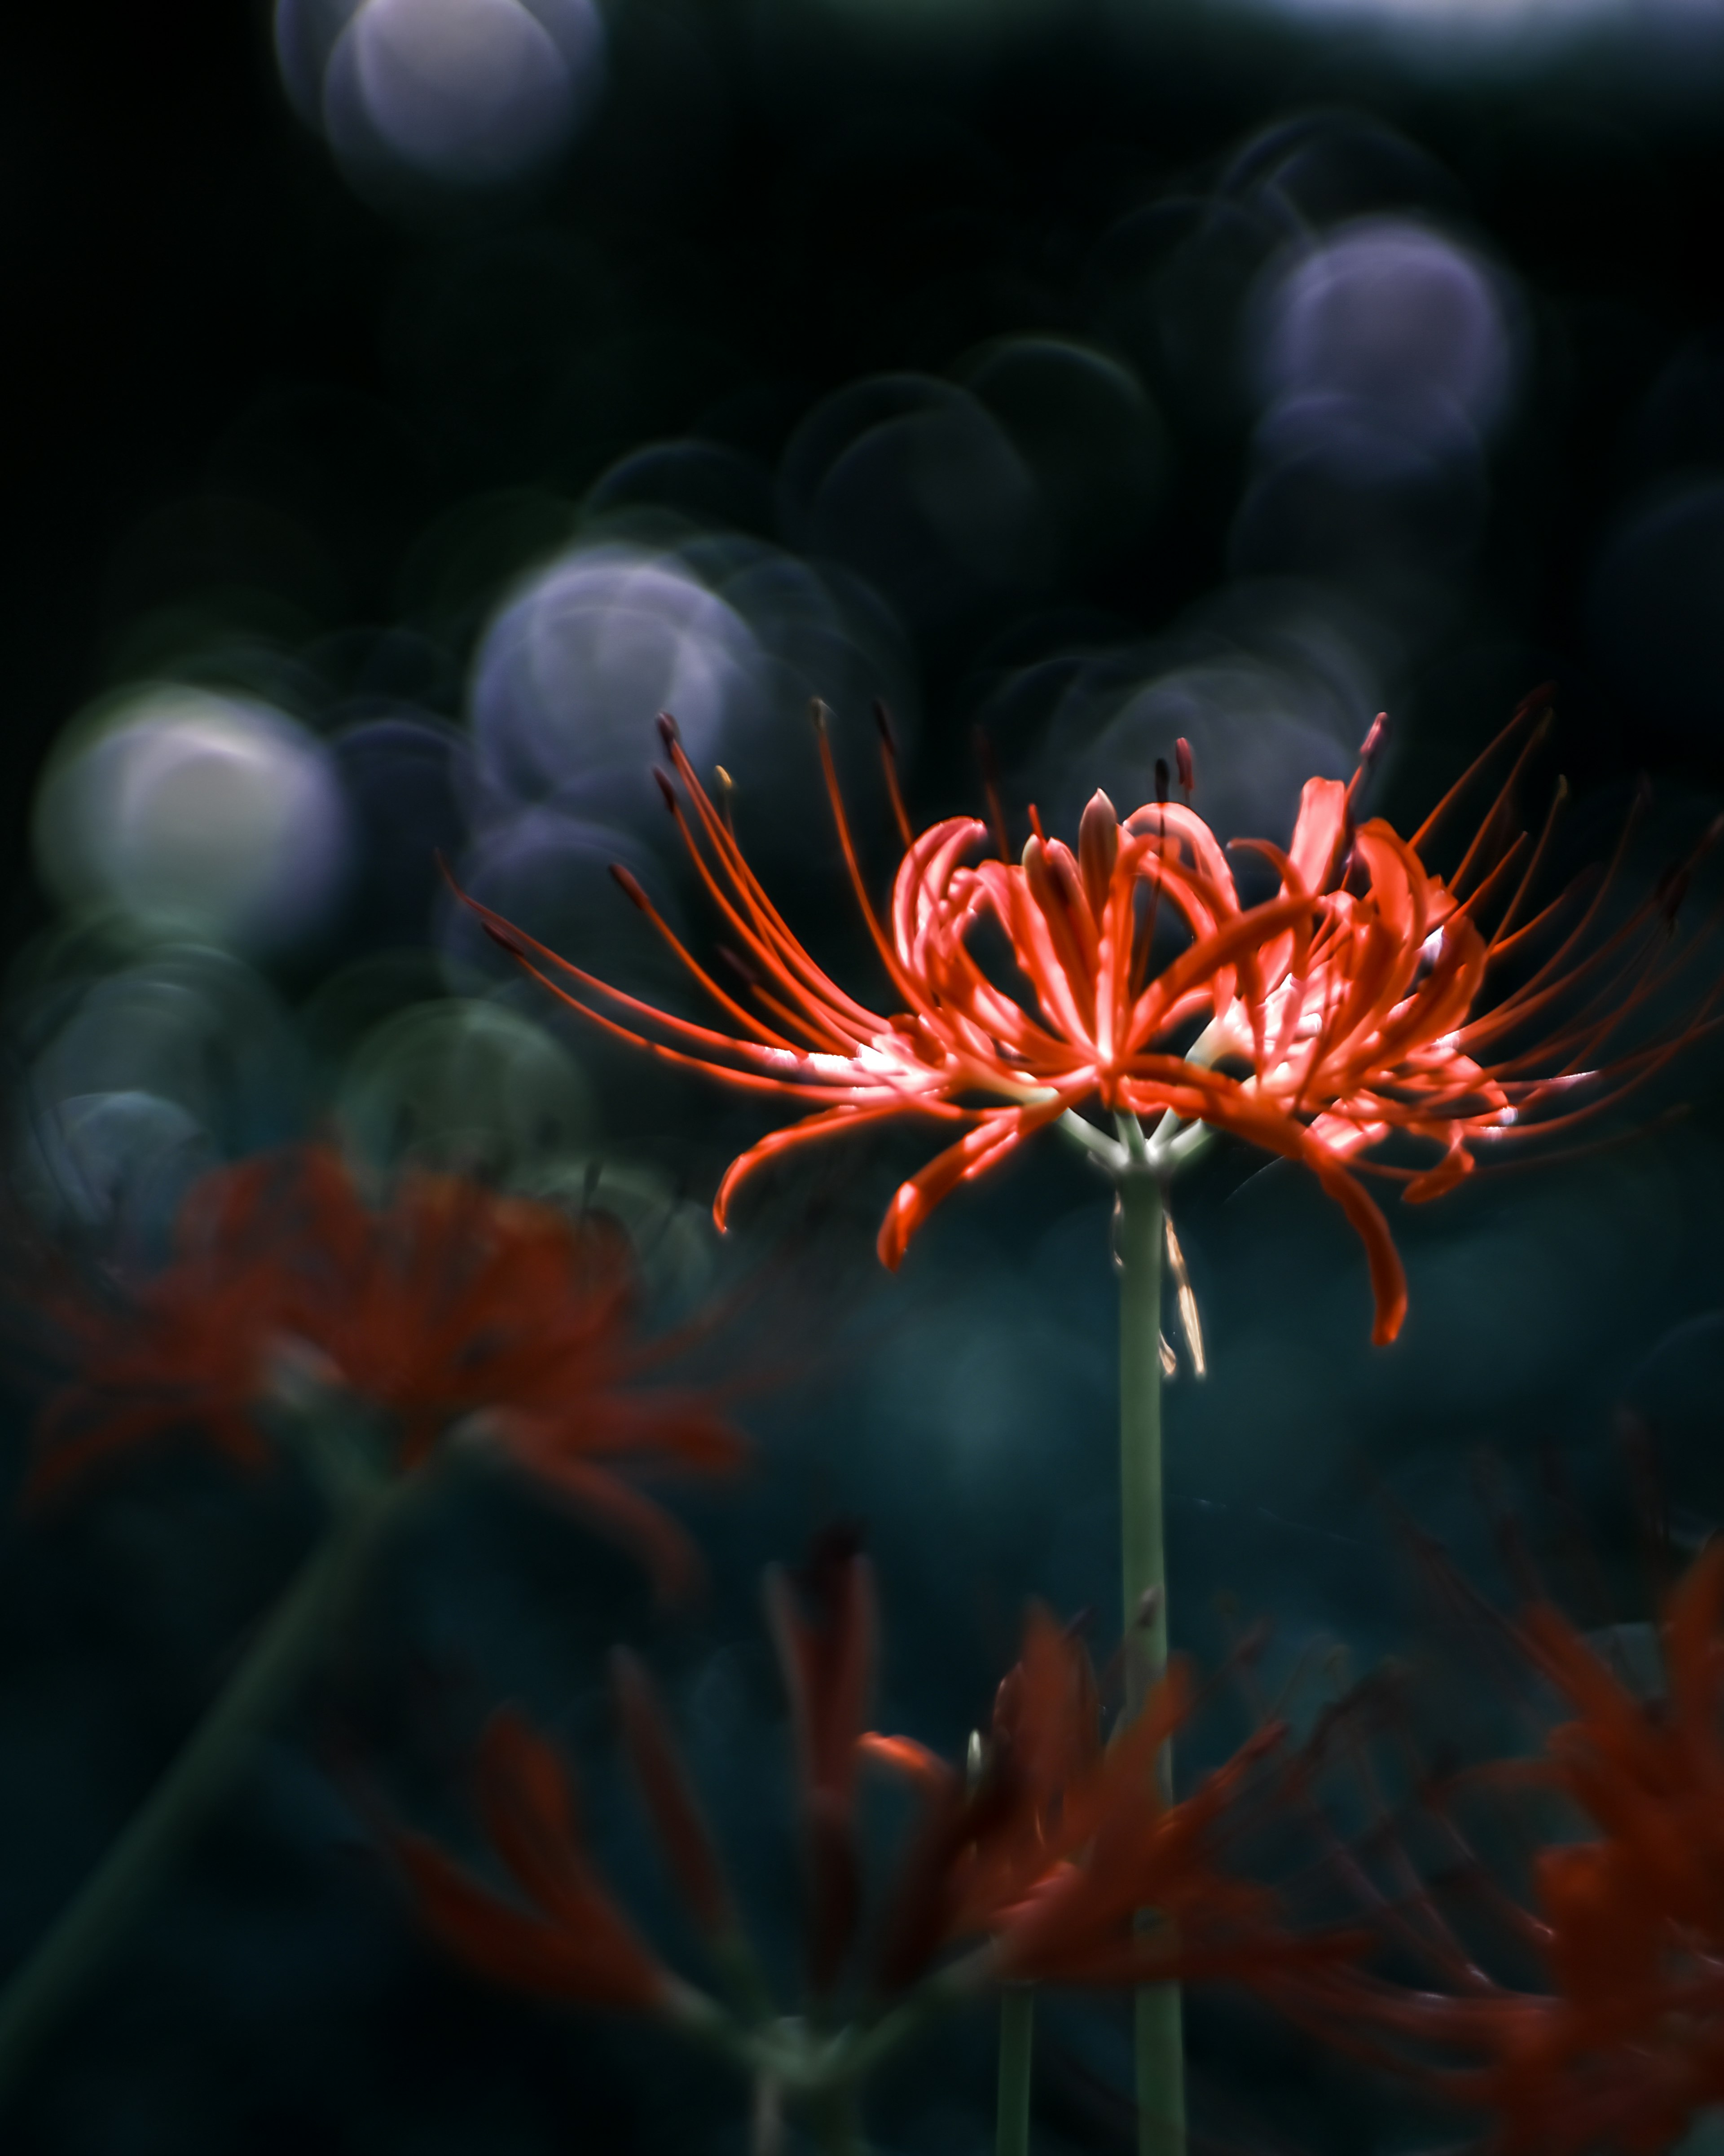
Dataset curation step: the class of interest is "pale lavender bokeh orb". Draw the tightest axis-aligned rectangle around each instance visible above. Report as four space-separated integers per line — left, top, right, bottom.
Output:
33 686 352 956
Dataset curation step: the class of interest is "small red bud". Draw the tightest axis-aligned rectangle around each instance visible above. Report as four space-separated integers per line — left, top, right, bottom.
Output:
1174 737 1194 798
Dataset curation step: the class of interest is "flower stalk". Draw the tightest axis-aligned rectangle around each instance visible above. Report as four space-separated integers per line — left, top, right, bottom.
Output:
996 1985 1034 2156
1117 1161 1186 2156
0 1451 399 2101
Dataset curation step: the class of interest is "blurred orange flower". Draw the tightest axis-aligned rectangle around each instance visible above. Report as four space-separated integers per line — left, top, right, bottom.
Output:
29 1144 743 1597
463 691 1718 1345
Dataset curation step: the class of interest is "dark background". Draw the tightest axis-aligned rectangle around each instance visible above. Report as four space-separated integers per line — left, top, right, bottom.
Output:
7 1 1724 2150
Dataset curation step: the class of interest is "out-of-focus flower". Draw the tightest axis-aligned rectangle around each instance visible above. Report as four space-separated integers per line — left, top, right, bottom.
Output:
394 1537 1354 2077
28 1144 743 1597
463 691 1720 1345
864 1605 1346 1998
395 1708 689 2016
1467 1544 1724 2151
1314 1543 1724 2154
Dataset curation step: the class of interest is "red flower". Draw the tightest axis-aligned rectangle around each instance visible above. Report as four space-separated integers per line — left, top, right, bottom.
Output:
30 1145 743 1598
395 1708 682 2015
460 691 1718 1345
395 1540 1350 2047
1311 1544 1724 2154
1459 1542 1724 2152
865 1605 1354 1998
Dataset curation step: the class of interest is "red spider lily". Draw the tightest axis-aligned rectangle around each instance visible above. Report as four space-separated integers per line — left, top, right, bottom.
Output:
395 1708 684 2015
458 691 1721 1346
1301 1543 1724 2154
28 1144 744 1598
394 1541 1355 2055
864 1605 1356 1998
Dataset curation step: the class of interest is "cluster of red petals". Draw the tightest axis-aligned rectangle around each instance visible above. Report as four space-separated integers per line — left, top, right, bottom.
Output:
30 1144 742 1596
461 692 1720 1346
398 1537 1353 2027
1326 1543 1724 2154
864 1604 1355 1997
396 1707 678 2014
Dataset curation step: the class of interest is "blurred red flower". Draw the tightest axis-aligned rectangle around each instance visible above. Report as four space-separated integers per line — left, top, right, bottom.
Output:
1311 1542 1724 2154
29 1144 743 1598
864 1602 1348 1999
395 1535 1355 2045
395 1706 686 2017
462 691 1719 1345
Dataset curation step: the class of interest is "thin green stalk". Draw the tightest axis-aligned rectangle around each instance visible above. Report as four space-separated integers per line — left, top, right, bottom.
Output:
996 1986 1034 2156
809 2084 866 2156
1117 1168 1186 2156
0 1485 393 2101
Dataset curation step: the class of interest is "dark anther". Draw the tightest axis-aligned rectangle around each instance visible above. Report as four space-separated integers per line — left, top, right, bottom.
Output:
656 711 681 748
1155 757 1170 809
481 921 527 959
653 768 676 813
873 699 897 751
610 863 650 910
1175 736 1195 800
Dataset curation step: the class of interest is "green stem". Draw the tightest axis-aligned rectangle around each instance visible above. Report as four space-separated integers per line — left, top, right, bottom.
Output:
0 1488 393 2102
1117 1169 1186 2156
809 2084 866 2156
996 1986 1034 2156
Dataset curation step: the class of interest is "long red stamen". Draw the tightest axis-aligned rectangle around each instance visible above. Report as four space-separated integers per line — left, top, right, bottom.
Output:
1447 710 1555 899
1410 685 1552 855
874 701 914 850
